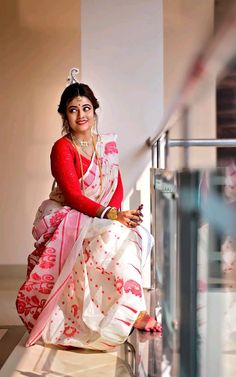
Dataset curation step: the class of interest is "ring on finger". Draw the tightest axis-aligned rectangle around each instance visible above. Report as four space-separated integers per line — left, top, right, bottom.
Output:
129 220 132 226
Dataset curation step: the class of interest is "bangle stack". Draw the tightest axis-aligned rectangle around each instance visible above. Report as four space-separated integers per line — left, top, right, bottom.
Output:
100 206 118 220
106 207 118 220
100 206 111 219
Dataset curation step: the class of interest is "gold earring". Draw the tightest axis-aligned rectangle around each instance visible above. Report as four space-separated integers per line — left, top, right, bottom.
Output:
63 119 70 134
92 118 97 134
93 117 98 134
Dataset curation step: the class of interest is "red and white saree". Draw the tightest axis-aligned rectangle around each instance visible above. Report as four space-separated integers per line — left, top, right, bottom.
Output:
16 134 153 350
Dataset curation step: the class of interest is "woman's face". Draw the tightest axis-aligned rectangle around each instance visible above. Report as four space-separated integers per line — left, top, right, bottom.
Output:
66 96 95 137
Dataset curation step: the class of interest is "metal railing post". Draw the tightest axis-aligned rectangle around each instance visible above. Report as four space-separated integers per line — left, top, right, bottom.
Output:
158 132 168 169
178 172 199 377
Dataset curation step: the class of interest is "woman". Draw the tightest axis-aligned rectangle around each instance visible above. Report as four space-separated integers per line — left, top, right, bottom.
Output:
16 70 161 350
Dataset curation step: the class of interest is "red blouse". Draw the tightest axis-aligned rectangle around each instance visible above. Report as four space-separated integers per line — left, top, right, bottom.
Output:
50 137 123 217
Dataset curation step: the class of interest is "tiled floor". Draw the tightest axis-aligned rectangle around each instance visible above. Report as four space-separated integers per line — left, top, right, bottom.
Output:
0 266 162 377
0 266 25 326
0 326 26 369
2 267 235 376
0 329 7 340
0 330 162 377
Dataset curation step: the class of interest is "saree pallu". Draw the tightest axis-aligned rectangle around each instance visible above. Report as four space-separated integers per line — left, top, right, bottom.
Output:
16 134 153 350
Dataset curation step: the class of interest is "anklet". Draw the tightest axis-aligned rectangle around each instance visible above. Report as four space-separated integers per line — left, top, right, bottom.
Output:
136 311 147 321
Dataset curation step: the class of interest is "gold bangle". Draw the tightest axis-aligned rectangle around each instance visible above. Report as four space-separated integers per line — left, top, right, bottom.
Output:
106 207 118 220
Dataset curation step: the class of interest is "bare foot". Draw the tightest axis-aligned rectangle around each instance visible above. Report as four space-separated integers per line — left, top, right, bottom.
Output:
133 311 162 333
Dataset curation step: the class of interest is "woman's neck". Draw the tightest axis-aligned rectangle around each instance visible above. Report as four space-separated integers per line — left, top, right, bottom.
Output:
71 131 92 141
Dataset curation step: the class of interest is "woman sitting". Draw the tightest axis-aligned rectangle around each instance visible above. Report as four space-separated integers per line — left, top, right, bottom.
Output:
16 69 162 350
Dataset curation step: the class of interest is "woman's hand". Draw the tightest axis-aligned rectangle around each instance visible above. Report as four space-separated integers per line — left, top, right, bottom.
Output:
116 204 144 228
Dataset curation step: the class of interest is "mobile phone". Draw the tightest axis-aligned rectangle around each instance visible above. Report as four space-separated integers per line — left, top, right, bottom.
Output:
137 204 143 210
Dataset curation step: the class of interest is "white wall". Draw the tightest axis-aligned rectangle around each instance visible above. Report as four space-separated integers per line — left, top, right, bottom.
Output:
0 0 216 266
0 0 81 264
81 0 164 288
80 0 164 201
163 0 216 169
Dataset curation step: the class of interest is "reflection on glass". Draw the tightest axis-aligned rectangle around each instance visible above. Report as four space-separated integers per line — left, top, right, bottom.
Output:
152 167 236 377
153 169 179 376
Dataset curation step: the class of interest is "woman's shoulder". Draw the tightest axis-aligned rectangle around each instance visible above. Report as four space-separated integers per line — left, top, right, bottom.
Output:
53 135 71 146
51 135 74 154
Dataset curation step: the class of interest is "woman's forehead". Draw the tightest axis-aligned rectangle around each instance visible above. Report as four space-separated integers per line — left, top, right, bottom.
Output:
67 96 92 107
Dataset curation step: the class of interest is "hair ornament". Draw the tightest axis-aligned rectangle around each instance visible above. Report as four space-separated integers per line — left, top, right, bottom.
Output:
67 67 80 85
67 67 82 100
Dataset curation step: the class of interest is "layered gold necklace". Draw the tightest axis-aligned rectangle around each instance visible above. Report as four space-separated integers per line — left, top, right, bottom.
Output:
72 135 94 159
71 133 103 197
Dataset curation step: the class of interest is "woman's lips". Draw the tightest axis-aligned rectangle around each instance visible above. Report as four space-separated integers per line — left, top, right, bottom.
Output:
77 119 88 125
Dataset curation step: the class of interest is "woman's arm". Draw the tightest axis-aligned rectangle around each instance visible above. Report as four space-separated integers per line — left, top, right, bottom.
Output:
51 139 103 217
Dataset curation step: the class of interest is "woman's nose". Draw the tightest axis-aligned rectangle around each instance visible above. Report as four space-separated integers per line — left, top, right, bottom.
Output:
77 109 84 118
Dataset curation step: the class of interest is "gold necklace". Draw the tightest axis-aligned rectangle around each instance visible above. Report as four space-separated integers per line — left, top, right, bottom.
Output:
72 135 92 148
71 134 94 159
80 144 94 159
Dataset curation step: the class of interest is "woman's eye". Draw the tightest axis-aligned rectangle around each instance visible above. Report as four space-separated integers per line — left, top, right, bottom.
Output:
84 106 91 112
70 108 78 113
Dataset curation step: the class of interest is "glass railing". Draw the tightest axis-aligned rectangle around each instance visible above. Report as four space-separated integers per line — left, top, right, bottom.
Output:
147 5 236 376
151 168 236 377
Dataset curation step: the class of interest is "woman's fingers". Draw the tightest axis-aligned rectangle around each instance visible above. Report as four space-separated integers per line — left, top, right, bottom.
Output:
129 210 143 223
116 209 143 228
125 216 142 228
130 215 141 223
